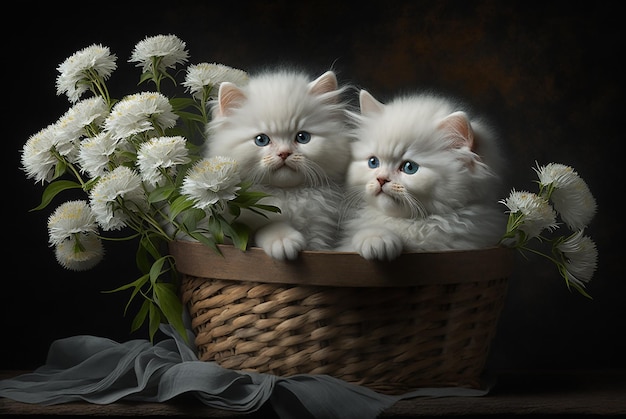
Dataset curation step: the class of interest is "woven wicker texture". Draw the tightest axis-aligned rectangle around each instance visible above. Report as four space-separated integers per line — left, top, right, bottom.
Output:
181 273 509 394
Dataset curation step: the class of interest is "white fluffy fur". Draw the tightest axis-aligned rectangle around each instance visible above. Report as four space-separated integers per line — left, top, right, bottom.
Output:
337 90 507 260
205 69 352 260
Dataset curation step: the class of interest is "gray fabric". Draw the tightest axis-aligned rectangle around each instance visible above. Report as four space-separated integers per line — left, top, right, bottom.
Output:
0 324 490 418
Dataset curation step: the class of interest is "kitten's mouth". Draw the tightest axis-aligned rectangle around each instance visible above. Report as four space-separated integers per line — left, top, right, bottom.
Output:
274 164 296 172
273 164 297 175
267 164 304 187
374 185 387 196
374 187 402 205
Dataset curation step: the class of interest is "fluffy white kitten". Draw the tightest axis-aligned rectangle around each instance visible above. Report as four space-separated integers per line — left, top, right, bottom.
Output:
205 69 352 260
337 89 507 261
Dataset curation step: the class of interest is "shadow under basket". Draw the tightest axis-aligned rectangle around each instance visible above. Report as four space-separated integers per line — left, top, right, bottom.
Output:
170 240 514 395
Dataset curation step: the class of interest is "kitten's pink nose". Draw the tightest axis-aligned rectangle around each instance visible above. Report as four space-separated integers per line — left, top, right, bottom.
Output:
377 177 389 186
278 151 291 160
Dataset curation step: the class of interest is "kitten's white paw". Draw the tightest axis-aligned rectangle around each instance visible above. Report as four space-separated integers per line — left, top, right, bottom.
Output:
352 228 403 261
255 223 306 260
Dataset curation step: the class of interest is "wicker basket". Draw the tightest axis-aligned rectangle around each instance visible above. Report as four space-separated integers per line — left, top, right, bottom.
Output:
170 240 514 394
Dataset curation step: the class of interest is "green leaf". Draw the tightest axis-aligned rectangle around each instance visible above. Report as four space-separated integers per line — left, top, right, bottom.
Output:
217 218 238 244
223 220 250 251
176 110 206 123
103 273 149 293
168 195 195 220
180 207 206 231
138 71 153 85
148 184 176 203
232 191 269 207
30 180 82 211
130 299 150 333
149 255 171 285
245 205 280 219
83 176 100 191
207 216 225 242
102 272 151 319
169 97 198 111
183 142 204 162
52 159 68 180
140 234 165 262
163 71 178 86
135 243 152 274
135 236 161 274
571 282 593 299
227 202 241 218
117 150 137 163
252 204 281 214
154 282 188 343
189 231 220 254
148 303 161 342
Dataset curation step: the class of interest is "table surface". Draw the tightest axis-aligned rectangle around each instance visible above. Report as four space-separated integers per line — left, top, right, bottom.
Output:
1 369 625 417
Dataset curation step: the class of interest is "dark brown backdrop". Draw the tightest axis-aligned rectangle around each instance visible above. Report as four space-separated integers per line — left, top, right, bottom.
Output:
3 1 623 374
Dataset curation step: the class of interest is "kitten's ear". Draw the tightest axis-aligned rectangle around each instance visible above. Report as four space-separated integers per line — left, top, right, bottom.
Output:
308 71 338 96
438 111 476 151
359 90 385 116
217 82 247 117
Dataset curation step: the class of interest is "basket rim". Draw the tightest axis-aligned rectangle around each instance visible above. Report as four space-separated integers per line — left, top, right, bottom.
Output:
169 240 514 287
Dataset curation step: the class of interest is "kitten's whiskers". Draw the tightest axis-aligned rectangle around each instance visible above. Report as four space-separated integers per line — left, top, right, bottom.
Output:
401 190 428 219
338 185 364 225
298 157 330 187
247 165 267 185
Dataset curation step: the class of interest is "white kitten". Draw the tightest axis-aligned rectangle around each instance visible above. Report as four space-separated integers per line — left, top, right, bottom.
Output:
337 89 507 261
204 69 352 260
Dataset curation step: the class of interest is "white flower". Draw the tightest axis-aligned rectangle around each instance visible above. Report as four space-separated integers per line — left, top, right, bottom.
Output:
47 200 98 245
500 189 558 240
181 156 241 210
183 63 249 100
137 136 191 187
557 230 598 288
23 36 280 339
129 34 189 73
103 92 178 140
56 44 117 103
501 163 599 296
55 232 105 271
535 162 597 230
534 162 578 188
551 178 597 231
21 124 60 184
54 96 110 163
77 132 119 178
89 166 148 231
56 96 109 140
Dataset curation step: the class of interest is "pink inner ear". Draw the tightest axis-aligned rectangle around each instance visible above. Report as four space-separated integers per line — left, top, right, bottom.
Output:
218 82 246 116
438 111 476 151
359 90 385 116
308 71 338 96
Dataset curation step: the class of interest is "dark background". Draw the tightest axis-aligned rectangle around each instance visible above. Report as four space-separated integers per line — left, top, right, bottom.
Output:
3 1 624 375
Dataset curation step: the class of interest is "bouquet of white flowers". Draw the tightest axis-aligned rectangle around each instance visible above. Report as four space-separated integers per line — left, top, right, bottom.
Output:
20 34 278 341
20 33 599 346
499 162 598 298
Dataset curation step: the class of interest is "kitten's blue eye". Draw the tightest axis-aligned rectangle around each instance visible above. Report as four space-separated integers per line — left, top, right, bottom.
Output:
295 131 311 144
254 134 271 147
401 160 419 174
368 156 379 168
